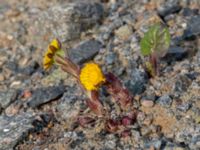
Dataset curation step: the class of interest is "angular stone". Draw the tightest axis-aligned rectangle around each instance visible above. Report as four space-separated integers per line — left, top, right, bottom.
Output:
176 102 191 112
56 87 81 121
115 25 133 40
182 8 199 17
0 113 35 150
183 15 200 39
141 99 154 108
105 52 116 65
30 2 104 48
165 47 188 61
157 94 173 108
19 61 40 76
69 39 103 64
173 75 191 93
0 89 17 109
0 113 53 150
125 69 147 95
27 85 65 108
158 3 182 18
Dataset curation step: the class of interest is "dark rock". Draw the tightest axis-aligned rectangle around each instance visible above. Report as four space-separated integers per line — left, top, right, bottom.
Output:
105 52 116 65
164 142 187 150
185 72 199 80
183 15 200 40
158 3 182 18
164 47 188 61
30 2 104 48
56 86 81 121
176 102 192 112
171 36 184 46
125 69 147 95
182 8 199 17
27 85 65 108
0 89 18 109
0 113 35 150
19 61 40 75
69 39 103 64
0 113 53 150
173 75 191 92
161 137 188 149
97 19 124 42
32 114 55 133
157 94 173 108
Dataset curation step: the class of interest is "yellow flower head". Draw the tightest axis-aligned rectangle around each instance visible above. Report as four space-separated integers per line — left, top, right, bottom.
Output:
43 39 61 70
80 62 106 91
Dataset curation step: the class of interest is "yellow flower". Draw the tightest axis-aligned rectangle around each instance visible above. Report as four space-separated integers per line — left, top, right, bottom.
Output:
80 62 106 91
43 39 61 70
49 38 61 50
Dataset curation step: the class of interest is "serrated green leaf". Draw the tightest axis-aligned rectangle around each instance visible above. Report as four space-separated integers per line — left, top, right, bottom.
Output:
140 24 171 57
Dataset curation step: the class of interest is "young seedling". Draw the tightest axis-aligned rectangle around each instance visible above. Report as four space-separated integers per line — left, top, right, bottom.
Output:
140 24 171 77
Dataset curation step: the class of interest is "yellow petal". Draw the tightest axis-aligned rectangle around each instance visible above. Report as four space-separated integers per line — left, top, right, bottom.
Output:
50 39 61 50
43 52 53 70
43 39 62 70
80 62 105 91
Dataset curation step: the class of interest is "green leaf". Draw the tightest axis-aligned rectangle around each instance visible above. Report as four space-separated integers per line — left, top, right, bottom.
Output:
140 24 171 57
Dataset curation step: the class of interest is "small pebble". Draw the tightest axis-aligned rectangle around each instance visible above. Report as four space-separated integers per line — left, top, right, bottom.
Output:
115 24 133 40
5 103 21 116
10 81 21 88
3 129 9 132
141 100 154 107
157 94 173 108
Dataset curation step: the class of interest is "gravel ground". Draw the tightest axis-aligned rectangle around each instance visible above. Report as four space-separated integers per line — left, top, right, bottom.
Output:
0 0 200 150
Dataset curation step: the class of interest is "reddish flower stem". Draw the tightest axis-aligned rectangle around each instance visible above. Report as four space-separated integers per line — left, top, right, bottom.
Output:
149 52 159 77
105 73 133 110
